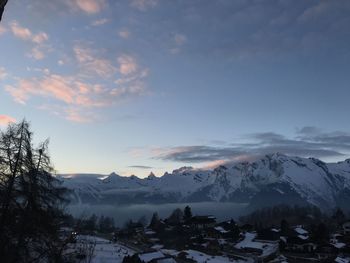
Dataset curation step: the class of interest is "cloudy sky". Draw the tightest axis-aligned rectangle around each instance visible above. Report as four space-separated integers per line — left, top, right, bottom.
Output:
1 0 350 177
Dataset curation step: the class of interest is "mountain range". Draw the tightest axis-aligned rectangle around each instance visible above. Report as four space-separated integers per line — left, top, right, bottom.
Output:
59 153 350 211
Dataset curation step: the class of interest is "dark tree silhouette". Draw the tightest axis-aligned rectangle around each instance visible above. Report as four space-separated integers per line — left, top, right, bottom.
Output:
167 208 183 225
0 0 8 21
183 205 192 222
0 120 68 262
149 212 160 229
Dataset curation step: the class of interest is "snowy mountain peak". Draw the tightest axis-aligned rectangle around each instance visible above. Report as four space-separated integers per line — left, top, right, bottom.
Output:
61 154 350 211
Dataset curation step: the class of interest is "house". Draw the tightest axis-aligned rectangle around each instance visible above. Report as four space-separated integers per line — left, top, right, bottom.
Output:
257 228 280 241
342 221 350 235
139 251 177 263
189 216 216 230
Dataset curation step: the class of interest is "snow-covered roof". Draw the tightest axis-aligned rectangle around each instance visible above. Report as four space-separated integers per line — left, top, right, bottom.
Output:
297 235 309 240
214 226 229 233
139 251 166 262
157 258 177 263
234 232 278 257
294 226 308 235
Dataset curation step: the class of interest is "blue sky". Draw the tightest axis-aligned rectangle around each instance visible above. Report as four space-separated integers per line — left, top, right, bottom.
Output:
1 0 350 177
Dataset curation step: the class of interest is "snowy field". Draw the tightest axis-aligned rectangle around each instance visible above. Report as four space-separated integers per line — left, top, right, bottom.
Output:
69 235 135 263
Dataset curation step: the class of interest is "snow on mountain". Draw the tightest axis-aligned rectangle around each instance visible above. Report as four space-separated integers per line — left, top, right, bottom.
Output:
59 153 350 211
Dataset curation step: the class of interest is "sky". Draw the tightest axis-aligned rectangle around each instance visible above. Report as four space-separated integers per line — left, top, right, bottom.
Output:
1 0 350 177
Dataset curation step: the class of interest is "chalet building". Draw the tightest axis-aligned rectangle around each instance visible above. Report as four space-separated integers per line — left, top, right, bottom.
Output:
189 215 216 229
138 251 177 263
342 221 350 235
257 228 280 241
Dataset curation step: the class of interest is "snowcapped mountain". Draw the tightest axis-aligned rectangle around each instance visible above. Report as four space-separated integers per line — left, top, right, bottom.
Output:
59 153 350 211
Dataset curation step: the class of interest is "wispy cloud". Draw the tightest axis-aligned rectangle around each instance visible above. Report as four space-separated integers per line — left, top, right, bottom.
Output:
170 33 187 54
117 55 138 75
118 29 130 39
128 165 153 169
130 0 158 11
9 21 49 44
6 43 149 123
74 44 116 78
66 0 107 14
0 115 16 126
0 24 7 35
9 21 50 60
154 128 350 166
0 67 7 80
91 18 109 26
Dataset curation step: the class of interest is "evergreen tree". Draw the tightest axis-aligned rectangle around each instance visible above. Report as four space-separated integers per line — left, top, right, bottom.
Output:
332 208 346 224
0 120 68 262
280 219 289 236
149 212 160 229
167 208 183 225
183 205 192 222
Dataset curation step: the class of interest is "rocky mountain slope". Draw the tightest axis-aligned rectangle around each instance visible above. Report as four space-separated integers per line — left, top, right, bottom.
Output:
59 153 350 211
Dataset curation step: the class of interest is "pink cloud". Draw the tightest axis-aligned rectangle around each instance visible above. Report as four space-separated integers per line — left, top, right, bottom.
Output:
74 45 116 78
32 32 49 44
9 21 32 40
29 47 45 60
119 30 130 39
118 55 138 75
67 0 107 14
0 115 16 126
0 25 7 35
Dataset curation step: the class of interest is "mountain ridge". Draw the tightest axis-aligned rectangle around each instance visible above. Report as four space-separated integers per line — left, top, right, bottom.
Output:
60 153 350 211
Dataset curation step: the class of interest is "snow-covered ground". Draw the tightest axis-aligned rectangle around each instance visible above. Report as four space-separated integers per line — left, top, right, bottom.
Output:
234 232 278 257
183 249 252 263
69 235 135 263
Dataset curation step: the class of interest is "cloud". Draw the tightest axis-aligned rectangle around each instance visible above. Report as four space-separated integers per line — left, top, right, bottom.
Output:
9 21 49 44
9 21 50 60
91 18 109 26
174 33 187 45
9 21 32 40
0 24 7 35
0 115 16 126
298 1 332 22
73 45 116 78
32 32 49 44
6 49 148 122
28 46 45 60
130 0 158 11
154 128 350 165
128 165 153 169
117 55 138 75
118 30 130 39
0 67 7 80
66 0 107 14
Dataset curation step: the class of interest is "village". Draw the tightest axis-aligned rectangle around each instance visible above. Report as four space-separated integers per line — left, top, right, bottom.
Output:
61 205 350 263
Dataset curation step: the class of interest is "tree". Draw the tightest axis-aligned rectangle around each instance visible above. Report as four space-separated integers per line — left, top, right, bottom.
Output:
183 205 192 222
149 212 160 229
0 120 68 262
312 223 330 243
99 215 115 233
167 208 183 225
280 219 289 236
137 215 148 227
332 208 346 225
123 254 144 263
0 0 8 21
